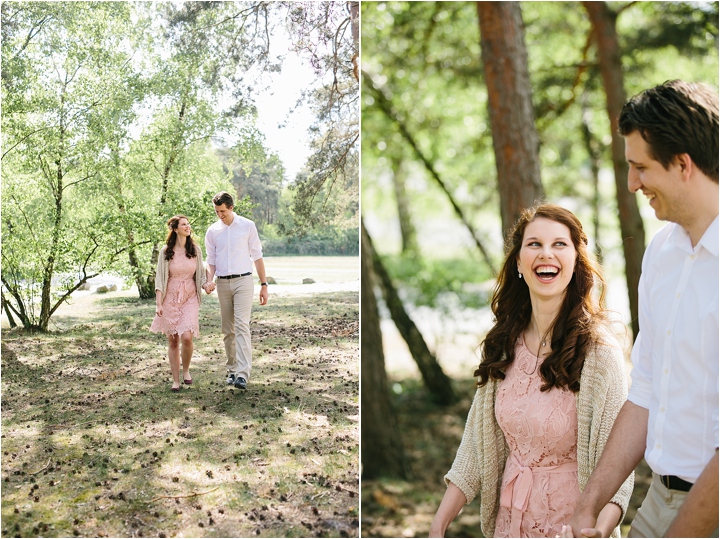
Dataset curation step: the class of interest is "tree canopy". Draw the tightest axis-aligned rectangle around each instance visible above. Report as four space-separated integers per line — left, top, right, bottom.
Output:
1 1 359 330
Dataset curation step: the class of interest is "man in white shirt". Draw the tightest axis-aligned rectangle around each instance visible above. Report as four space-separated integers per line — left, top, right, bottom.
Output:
570 81 719 537
203 191 269 390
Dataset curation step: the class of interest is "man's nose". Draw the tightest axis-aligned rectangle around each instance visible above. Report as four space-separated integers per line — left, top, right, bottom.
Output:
627 168 641 193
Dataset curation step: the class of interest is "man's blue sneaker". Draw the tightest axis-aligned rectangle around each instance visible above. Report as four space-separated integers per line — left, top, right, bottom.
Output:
234 377 247 390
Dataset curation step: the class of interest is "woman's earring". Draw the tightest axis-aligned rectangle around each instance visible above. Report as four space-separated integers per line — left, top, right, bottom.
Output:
518 272 522 279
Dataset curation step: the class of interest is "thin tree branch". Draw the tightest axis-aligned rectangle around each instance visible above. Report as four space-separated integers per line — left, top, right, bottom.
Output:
363 70 498 275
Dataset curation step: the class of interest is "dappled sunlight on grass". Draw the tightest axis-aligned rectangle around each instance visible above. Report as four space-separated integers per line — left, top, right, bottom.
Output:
2 290 358 537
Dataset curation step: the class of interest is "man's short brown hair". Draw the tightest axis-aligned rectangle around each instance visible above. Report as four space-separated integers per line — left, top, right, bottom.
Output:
619 80 719 183
213 191 234 208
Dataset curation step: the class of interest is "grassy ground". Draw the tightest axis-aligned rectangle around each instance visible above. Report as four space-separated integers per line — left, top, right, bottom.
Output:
360 378 652 538
1 288 359 538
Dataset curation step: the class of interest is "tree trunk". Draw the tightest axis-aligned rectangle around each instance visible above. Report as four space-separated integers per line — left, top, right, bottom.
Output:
477 1 544 240
365 227 457 405
581 90 604 264
583 1 645 338
360 219 407 479
110 146 149 297
349 1 359 82
38 88 68 331
390 156 418 254
1 292 18 329
139 99 187 300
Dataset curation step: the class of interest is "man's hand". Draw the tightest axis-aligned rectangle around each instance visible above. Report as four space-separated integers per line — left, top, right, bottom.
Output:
569 512 602 537
562 513 607 537
259 285 268 305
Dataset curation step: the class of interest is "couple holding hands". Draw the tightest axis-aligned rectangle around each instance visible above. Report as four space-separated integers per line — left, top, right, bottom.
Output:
150 191 269 392
431 81 718 538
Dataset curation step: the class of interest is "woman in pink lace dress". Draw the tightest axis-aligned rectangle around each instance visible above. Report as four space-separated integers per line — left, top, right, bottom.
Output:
150 215 207 391
430 204 633 538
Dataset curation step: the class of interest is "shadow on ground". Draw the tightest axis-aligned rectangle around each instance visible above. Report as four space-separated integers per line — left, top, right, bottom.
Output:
2 291 359 538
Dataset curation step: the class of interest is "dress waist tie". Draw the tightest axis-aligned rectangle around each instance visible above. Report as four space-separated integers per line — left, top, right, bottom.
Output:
499 453 577 537
173 277 196 306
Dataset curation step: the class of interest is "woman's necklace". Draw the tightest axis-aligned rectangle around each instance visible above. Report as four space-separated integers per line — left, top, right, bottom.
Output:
524 315 553 375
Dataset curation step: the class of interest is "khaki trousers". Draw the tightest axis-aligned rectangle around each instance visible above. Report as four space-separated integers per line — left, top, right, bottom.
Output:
216 276 254 382
629 473 719 538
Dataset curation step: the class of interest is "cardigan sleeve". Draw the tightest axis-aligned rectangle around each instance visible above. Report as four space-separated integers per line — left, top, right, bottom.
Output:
195 245 206 301
444 388 483 504
603 348 634 522
592 341 635 526
154 247 166 294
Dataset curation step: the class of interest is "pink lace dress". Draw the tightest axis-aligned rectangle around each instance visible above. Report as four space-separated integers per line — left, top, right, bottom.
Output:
149 251 200 337
494 339 581 537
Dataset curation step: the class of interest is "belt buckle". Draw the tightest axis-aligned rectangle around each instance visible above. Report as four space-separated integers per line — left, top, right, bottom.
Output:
661 475 670 489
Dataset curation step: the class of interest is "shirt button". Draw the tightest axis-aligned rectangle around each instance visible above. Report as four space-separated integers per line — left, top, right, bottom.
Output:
690 254 696 259
660 407 665 413
676 293 681 299
656 443 662 449
667 330 672 335
663 369 669 374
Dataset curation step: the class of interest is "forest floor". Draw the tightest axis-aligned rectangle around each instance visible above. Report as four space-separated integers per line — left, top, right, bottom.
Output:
360 376 653 538
1 285 359 538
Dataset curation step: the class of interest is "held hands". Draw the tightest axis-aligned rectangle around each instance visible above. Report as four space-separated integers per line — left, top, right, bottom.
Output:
566 514 606 538
203 282 216 294
563 527 603 538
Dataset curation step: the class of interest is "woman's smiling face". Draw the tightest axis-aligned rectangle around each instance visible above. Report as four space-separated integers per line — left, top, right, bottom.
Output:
517 217 577 302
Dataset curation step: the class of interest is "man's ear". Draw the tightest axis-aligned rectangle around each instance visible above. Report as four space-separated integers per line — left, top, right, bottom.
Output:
675 153 694 182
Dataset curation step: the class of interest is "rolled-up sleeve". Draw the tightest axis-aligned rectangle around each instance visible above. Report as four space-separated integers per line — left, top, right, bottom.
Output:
248 222 263 261
205 228 216 267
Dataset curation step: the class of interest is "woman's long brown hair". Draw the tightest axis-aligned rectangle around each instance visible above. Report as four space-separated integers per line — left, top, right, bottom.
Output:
475 204 607 392
164 215 197 261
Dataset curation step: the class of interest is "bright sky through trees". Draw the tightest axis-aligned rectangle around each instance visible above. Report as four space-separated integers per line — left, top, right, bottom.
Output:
254 29 318 181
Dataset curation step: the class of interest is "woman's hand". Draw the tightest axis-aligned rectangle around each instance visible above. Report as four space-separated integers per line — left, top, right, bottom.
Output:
155 305 163 317
577 528 604 538
561 523 606 538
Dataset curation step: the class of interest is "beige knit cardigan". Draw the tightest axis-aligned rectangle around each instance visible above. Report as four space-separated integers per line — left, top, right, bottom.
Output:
445 331 634 538
154 245 207 304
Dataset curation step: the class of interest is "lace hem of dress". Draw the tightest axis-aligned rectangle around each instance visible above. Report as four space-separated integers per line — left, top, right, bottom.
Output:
164 324 199 337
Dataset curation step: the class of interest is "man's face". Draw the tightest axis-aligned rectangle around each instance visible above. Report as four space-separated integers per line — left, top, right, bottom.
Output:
214 203 234 225
625 131 685 223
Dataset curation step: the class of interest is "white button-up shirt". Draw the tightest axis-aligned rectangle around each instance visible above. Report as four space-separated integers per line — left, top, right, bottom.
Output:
204 213 263 276
628 216 719 483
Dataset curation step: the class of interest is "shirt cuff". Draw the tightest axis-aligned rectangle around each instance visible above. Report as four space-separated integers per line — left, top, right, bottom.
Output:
627 380 652 410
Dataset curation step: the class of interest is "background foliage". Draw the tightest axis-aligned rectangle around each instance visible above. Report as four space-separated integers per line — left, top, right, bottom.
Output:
2 1 359 330
362 0 717 310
